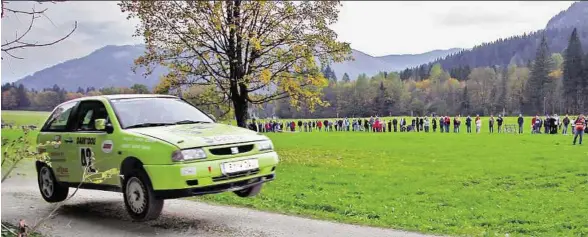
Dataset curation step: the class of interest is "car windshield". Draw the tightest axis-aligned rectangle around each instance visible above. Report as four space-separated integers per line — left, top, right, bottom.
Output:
110 97 214 129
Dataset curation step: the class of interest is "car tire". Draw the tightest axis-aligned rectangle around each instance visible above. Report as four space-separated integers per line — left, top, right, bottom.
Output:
37 164 69 203
234 183 263 197
122 169 164 221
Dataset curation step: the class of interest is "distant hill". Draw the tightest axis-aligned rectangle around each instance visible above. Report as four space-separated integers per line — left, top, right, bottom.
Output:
15 45 167 91
331 48 462 80
15 44 460 91
546 1 588 30
401 1 588 80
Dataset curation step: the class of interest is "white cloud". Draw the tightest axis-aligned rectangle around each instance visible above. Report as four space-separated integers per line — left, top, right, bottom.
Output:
330 1 574 56
0 1 575 82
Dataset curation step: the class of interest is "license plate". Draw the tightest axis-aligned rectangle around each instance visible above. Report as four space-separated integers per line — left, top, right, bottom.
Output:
221 159 259 175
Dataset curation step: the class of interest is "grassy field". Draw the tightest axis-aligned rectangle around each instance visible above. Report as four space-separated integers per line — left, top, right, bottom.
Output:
2 110 587 236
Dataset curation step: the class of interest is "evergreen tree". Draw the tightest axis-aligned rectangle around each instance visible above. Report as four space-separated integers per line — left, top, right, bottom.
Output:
497 67 508 113
322 65 337 82
16 84 30 108
460 85 470 115
342 72 350 83
562 28 584 114
525 35 552 115
77 87 85 94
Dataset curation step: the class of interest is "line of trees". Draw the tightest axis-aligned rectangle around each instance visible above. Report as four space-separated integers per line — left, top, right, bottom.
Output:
1 83 150 111
270 29 588 118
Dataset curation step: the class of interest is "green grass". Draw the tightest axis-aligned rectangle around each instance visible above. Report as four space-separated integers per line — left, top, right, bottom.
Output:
193 131 588 236
2 111 587 236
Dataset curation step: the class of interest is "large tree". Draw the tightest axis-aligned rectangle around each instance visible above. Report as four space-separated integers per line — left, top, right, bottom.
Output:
119 1 351 127
525 35 552 115
562 28 584 114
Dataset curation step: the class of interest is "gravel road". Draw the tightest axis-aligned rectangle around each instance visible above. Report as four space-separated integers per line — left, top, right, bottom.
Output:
1 176 437 237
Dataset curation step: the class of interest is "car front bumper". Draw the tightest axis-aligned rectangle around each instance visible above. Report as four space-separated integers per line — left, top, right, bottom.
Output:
143 151 279 199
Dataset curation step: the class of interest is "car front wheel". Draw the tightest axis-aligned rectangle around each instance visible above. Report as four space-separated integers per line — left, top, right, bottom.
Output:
122 169 164 221
37 165 69 203
234 183 263 197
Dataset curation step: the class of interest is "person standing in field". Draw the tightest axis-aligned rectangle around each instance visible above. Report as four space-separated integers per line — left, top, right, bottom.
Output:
562 115 570 135
497 115 504 133
573 114 585 145
419 117 424 132
444 116 451 133
466 115 472 133
439 116 444 133
392 117 398 132
475 115 481 133
518 114 524 134
424 116 430 132
317 120 322 132
298 120 302 132
432 116 437 132
387 119 392 132
543 115 550 134
453 116 458 133
489 115 495 133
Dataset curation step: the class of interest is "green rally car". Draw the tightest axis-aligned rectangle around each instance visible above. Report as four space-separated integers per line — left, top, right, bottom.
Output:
36 94 279 221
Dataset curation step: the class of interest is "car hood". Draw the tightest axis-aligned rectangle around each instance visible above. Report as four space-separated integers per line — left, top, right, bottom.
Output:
127 123 267 149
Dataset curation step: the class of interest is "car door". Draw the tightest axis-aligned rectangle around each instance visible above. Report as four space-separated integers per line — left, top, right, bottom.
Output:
66 100 118 185
38 101 79 182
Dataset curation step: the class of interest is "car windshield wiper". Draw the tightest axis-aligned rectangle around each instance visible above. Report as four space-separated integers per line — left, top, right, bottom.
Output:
174 120 212 125
126 122 175 129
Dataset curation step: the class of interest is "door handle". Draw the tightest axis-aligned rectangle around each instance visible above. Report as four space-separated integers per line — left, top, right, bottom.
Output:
64 138 73 143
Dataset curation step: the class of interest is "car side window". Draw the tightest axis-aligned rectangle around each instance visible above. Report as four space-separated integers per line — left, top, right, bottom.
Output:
72 101 109 132
43 102 78 132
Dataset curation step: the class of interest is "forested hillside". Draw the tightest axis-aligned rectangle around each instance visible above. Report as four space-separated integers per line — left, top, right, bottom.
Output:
266 29 588 118
399 1 588 81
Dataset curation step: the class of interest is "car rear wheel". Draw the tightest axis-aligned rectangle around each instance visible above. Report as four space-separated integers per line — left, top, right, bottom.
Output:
234 183 263 197
37 165 69 203
122 169 164 221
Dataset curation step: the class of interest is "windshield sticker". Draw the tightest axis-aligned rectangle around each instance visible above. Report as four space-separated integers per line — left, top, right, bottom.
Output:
77 137 96 145
101 140 114 153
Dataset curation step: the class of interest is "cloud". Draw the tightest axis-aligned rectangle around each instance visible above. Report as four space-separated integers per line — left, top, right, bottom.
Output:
1 1 141 81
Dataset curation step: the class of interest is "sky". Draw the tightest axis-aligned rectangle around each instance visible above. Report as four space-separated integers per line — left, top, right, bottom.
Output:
0 1 575 82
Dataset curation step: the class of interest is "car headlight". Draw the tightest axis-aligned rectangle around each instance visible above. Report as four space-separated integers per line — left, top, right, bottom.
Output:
258 140 273 151
172 148 207 162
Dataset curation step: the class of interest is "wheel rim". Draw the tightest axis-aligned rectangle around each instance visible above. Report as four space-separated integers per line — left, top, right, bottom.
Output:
126 177 147 214
39 167 54 197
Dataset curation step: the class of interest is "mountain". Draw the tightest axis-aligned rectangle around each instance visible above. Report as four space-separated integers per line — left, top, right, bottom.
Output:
15 45 460 91
546 1 588 30
401 1 588 80
331 48 461 80
15 45 167 91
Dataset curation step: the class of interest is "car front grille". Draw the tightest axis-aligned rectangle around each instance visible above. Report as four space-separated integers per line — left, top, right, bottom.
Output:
209 144 254 156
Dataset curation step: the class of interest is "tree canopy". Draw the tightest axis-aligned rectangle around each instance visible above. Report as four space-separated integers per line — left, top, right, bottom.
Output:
119 0 351 127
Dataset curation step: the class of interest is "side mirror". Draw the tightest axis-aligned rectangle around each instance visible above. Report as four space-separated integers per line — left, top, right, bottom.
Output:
207 113 216 122
95 119 114 134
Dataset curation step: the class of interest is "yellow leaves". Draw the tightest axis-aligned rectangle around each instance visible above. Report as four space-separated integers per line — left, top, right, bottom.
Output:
548 69 562 80
249 37 262 51
260 69 272 84
415 79 431 90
